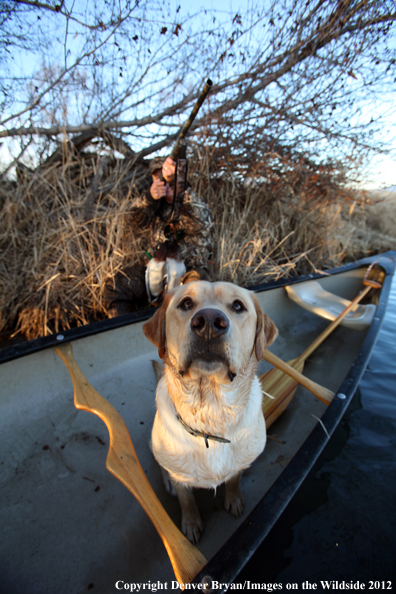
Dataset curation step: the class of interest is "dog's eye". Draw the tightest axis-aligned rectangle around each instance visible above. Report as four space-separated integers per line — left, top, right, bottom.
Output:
179 297 193 311
232 300 245 313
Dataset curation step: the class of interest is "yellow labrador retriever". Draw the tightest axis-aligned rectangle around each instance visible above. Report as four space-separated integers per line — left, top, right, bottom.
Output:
143 281 277 543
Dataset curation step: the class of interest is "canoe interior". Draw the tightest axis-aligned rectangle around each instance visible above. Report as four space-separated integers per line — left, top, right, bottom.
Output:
0 265 381 593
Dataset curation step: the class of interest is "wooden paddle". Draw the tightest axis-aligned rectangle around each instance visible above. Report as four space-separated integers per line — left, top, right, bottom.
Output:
55 343 207 586
261 264 384 428
262 350 334 404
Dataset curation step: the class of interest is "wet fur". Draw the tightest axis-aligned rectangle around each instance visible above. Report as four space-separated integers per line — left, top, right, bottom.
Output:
143 281 277 543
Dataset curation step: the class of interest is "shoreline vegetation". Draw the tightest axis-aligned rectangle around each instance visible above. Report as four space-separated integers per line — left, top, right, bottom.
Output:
0 141 395 344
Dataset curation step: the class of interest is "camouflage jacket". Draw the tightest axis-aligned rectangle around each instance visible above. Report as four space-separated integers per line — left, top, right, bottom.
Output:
129 186 213 270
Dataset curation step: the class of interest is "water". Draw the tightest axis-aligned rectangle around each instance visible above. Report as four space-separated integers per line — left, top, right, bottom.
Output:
238 275 396 589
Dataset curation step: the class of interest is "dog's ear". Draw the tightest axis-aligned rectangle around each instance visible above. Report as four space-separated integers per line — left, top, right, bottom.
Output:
251 294 278 361
143 293 172 359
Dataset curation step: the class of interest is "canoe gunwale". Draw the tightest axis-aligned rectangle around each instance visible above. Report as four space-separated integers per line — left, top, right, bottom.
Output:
1 251 395 367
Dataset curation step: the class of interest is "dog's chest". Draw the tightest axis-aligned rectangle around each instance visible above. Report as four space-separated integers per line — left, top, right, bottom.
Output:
152 376 266 489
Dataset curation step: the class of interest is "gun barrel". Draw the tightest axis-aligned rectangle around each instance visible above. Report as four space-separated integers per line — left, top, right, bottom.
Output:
169 79 212 161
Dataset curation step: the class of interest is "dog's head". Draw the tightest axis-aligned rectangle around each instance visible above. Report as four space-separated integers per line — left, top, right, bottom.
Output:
143 281 277 383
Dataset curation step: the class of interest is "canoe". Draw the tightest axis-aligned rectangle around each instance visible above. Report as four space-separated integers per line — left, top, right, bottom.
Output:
1 250 395 593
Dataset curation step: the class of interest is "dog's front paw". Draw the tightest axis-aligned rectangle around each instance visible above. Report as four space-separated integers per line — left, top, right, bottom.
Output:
224 474 245 517
182 512 204 544
224 493 245 517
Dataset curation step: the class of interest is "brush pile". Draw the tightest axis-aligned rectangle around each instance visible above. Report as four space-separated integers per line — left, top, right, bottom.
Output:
0 133 393 342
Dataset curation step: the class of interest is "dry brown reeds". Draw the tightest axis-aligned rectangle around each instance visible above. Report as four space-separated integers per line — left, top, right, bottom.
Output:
0 141 148 341
1 137 394 343
335 189 396 260
194 144 354 286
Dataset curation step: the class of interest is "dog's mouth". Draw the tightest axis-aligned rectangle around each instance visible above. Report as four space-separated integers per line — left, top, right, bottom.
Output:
194 351 224 362
179 349 236 381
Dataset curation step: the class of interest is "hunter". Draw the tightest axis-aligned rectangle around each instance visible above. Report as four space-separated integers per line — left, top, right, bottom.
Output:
103 155 213 317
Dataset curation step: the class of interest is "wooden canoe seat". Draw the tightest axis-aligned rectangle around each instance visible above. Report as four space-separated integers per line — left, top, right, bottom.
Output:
285 280 376 331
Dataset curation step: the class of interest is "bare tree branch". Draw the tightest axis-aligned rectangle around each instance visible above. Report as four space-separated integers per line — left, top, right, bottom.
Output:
12 0 117 31
0 8 137 127
0 0 395 169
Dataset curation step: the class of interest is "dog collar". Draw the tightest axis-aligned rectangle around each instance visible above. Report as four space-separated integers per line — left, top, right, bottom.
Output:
176 413 231 449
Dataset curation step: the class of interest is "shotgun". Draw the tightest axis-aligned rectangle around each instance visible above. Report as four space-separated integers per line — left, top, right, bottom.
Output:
167 79 213 222
169 78 213 162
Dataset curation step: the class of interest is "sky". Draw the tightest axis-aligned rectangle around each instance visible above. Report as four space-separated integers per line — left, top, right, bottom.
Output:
1 0 395 189
169 0 396 189
366 153 396 189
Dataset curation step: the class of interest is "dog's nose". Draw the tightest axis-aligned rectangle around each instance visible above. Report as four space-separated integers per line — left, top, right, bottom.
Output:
191 308 229 340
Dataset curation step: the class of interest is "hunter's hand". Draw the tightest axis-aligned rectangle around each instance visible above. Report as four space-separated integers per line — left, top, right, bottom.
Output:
150 177 167 200
150 175 174 203
162 157 176 183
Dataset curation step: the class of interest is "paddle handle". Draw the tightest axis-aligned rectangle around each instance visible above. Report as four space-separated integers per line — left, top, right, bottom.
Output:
55 343 207 585
262 350 334 405
296 283 372 364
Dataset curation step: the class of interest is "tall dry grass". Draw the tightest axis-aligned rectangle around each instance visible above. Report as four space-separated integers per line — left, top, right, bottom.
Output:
336 189 396 260
192 144 354 286
0 148 147 340
1 141 395 342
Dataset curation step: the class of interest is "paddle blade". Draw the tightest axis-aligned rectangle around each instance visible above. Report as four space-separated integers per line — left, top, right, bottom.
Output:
55 343 207 585
260 357 304 422
265 386 298 429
